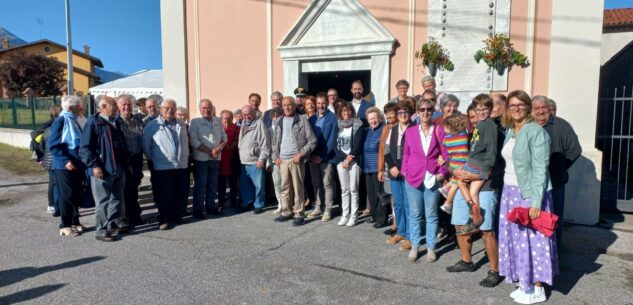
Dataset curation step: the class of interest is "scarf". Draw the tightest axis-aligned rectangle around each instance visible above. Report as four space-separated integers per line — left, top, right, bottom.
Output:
60 110 81 149
338 118 354 130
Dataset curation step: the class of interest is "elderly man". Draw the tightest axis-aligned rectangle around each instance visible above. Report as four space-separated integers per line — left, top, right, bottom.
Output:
421 75 436 93
547 98 557 116
116 94 145 226
263 91 283 128
80 96 128 242
388 79 410 104
350 80 374 124
294 87 308 115
248 93 263 119
306 93 339 222
533 95 581 249
237 105 270 214
143 95 162 124
327 88 338 113
143 99 190 230
49 95 86 237
188 99 227 219
272 96 317 226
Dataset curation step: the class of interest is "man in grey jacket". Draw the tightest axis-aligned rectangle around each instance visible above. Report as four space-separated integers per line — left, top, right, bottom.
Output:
237 105 270 214
272 96 317 226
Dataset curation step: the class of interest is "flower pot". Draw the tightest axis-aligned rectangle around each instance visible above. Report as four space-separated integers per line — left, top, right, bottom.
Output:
427 63 438 77
495 59 506 76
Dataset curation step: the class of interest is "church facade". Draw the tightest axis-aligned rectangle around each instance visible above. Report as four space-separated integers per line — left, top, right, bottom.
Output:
160 0 605 225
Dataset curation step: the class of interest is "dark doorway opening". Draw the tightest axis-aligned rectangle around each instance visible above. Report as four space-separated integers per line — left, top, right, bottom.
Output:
302 70 371 101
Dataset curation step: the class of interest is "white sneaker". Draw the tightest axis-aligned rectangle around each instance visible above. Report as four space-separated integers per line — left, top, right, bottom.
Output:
426 248 437 263
408 246 419 262
514 287 546 304
510 287 523 299
46 206 55 214
440 203 452 214
338 215 349 226
346 217 357 227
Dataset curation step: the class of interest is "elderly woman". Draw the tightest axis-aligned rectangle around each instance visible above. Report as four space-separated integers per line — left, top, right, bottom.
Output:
378 103 398 235
218 109 240 209
363 107 387 228
48 95 86 237
384 100 415 250
433 94 460 125
401 98 449 262
302 95 317 209
499 90 558 304
335 102 366 226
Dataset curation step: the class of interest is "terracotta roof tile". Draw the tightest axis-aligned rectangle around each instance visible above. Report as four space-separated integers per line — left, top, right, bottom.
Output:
604 8 633 28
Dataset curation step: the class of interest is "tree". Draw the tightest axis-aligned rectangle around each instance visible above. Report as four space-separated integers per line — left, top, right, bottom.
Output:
0 51 65 97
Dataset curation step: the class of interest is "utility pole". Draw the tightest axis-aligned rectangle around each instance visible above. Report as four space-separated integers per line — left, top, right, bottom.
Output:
64 0 74 96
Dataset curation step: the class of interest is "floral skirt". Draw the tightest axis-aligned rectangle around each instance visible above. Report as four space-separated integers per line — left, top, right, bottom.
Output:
498 184 559 290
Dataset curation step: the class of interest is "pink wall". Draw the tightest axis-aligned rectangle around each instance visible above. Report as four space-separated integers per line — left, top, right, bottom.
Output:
185 0 553 114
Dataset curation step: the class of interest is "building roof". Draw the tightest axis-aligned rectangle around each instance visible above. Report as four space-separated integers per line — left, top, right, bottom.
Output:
88 69 162 98
604 8 633 29
0 39 103 68
0 27 27 47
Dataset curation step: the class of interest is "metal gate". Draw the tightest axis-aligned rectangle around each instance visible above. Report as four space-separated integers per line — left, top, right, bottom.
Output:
597 87 633 212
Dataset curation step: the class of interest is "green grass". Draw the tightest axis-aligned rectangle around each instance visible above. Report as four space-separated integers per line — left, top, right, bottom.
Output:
0 108 50 129
0 143 45 175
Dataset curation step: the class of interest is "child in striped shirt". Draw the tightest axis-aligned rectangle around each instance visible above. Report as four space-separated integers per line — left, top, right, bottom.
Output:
440 114 469 214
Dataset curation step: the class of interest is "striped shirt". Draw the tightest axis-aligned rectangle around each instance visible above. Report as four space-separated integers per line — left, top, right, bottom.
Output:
443 131 469 170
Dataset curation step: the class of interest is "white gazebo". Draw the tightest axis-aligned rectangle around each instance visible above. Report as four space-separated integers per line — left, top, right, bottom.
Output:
89 69 163 99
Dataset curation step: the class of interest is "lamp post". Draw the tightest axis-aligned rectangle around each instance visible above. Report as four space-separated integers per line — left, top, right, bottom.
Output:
64 0 74 96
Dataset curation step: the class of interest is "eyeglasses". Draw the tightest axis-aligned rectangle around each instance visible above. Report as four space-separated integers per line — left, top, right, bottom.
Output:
508 104 527 110
327 94 336 97
474 108 490 113
418 107 433 113
397 111 409 116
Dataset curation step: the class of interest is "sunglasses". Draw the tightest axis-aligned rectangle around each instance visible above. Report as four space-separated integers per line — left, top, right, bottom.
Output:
418 107 433 113
397 111 409 116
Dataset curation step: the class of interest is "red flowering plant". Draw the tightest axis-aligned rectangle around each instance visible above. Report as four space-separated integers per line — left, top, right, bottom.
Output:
474 34 529 75
415 37 454 77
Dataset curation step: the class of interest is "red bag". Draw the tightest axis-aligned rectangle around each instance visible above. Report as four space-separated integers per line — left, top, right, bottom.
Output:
507 207 559 237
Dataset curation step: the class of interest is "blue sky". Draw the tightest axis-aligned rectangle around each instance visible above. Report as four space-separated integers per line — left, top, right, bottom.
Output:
1 0 630 75
0 0 162 75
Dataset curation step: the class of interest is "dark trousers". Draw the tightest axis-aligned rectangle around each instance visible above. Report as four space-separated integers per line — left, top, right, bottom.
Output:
552 185 565 250
123 154 144 221
54 169 82 228
47 170 59 211
366 172 387 225
218 174 238 207
152 169 189 224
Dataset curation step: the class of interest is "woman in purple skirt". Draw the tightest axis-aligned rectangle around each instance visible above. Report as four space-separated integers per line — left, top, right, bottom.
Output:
498 90 558 304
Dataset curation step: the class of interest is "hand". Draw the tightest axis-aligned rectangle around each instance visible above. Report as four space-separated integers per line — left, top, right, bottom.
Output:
389 167 400 178
256 160 265 169
377 171 384 182
266 165 272 173
292 152 303 164
311 155 322 165
64 161 76 171
274 158 281 167
528 207 541 220
212 147 222 158
435 173 445 181
93 167 104 178
342 161 349 169
345 155 354 163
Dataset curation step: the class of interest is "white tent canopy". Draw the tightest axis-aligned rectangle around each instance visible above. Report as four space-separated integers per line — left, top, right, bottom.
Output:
89 69 162 98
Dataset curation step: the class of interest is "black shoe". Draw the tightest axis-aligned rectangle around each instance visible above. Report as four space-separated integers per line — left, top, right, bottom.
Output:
274 214 293 222
479 270 504 287
292 217 305 227
373 222 386 229
206 208 223 216
253 208 263 214
234 205 251 213
118 226 130 234
446 260 475 273
129 217 146 226
96 234 116 242
193 211 205 219
383 228 396 235
367 218 376 224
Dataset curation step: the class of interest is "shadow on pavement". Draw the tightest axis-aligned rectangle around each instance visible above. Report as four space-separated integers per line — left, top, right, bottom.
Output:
0 256 105 289
0 283 66 305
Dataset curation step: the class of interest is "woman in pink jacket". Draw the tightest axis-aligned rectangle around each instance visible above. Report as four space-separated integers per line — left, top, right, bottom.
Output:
401 98 449 263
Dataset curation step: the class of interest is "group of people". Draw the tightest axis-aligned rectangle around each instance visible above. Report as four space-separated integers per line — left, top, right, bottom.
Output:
41 75 581 304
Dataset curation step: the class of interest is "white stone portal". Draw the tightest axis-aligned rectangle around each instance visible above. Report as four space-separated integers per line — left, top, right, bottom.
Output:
278 0 396 108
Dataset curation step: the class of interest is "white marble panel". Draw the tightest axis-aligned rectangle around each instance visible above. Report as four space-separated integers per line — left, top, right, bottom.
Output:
301 58 371 73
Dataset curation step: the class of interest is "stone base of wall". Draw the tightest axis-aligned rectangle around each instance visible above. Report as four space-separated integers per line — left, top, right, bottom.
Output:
0 128 32 149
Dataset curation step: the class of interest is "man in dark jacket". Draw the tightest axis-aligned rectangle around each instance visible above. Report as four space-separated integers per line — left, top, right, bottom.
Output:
306 93 339 222
80 96 128 242
533 95 581 249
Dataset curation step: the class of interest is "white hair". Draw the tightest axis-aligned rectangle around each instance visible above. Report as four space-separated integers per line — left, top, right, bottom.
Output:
61 95 82 111
162 98 177 107
146 94 163 104
117 93 136 105
421 75 436 85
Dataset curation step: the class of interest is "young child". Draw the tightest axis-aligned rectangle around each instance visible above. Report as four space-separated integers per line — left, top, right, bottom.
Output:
458 94 497 226
440 114 469 214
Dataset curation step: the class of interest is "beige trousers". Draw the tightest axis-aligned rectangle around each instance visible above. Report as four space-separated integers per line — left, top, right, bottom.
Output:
279 159 305 218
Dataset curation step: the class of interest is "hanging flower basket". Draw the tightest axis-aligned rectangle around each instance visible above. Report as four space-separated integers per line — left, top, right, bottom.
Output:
415 37 454 77
474 33 529 76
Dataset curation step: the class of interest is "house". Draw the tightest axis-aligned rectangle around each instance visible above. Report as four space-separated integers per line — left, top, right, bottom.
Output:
0 38 103 97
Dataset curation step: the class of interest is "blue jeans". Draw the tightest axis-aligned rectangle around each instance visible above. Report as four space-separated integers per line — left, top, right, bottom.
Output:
391 178 410 240
552 185 565 250
193 160 219 212
405 181 440 249
241 164 266 209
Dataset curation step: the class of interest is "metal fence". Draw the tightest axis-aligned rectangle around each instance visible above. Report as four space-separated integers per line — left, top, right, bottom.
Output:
597 86 633 212
0 96 93 130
